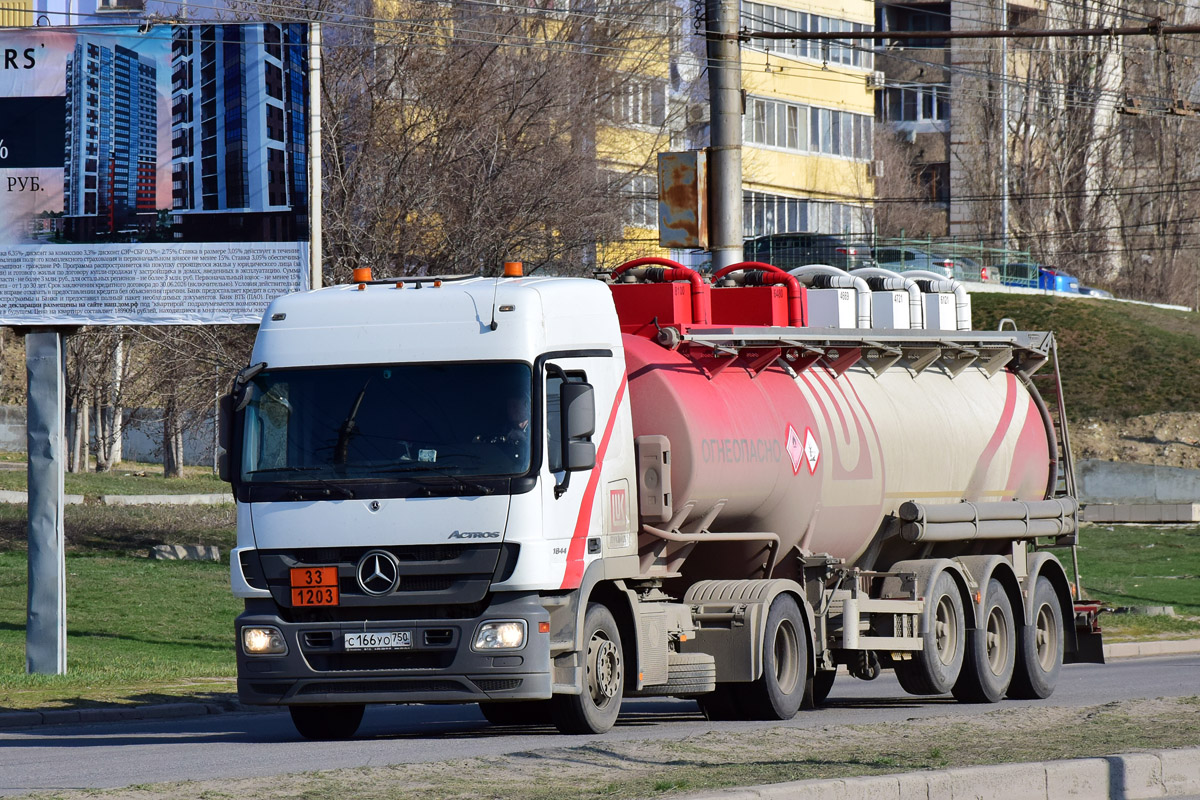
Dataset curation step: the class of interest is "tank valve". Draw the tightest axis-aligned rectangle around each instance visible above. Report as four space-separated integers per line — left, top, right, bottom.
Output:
656 326 682 350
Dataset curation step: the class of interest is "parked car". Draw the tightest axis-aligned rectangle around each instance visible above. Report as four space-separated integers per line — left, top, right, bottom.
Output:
744 233 875 272
934 253 992 283
998 263 1081 293
873 247 957 279
1079 285 1114 299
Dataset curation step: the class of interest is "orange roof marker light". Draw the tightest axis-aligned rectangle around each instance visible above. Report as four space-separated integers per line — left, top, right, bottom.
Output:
503 261 523 278
352 267 373 284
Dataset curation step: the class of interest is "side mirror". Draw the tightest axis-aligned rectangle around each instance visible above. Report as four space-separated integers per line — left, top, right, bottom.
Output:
553 382 596 499
561 382 596 472
217 392 235 483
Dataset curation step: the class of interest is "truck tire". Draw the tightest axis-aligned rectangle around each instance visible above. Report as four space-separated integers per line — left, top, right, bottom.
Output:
810 670 836 706
952 578 1016 703
894 570 965 696
552 603 624 734
697 686 744 721
479 701 552 726
1008 575 1064 699
288 704 365 740
739 593 807 720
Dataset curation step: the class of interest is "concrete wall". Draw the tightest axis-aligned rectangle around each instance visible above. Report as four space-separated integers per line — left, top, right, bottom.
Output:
1077 459 1200 505
0 405 25 452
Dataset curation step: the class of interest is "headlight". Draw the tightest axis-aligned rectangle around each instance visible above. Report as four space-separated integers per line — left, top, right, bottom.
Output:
242 626 288 655
473 620 526 651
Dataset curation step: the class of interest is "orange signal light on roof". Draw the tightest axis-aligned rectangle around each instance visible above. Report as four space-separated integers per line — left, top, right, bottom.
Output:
503 261 524 277
352 267 373 284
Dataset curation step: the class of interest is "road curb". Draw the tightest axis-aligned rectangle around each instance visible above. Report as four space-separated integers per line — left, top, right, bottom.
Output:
0 702 237 730
682 747 1200 800
1104 638 1200 659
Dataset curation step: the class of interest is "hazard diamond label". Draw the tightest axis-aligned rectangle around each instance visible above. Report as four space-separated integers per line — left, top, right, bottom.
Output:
785 424 804 475
803 427 820 475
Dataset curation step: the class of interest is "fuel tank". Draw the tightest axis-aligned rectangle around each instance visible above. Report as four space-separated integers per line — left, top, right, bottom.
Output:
623 332 1054 573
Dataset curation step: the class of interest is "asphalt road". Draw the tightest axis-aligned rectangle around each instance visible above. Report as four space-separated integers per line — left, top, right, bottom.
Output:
2 654 1198 797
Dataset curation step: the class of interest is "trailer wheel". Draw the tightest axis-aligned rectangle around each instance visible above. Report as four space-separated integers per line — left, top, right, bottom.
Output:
895 571 965 695
1008 575 1064 699
479 701 552 726
952 579 1016 703
288 704 365 740
552 603 623 734
740 593 807 720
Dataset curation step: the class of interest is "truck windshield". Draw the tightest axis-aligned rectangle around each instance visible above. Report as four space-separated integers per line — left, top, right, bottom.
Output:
240 362 533 482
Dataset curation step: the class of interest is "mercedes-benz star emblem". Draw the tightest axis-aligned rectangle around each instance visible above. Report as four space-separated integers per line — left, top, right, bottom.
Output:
355 549 401 596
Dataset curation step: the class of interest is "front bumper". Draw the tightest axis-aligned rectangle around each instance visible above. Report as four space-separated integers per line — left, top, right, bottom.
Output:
236 592 552 706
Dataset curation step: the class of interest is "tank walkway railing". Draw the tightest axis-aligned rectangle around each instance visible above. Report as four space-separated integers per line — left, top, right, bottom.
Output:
673 328 1057 380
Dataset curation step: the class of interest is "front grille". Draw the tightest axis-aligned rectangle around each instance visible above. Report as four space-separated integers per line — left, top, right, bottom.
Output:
283 600 488 624
257 544 517 609
474 678 523 692
304 651 455 672
297 679 463 695
303 631 334 648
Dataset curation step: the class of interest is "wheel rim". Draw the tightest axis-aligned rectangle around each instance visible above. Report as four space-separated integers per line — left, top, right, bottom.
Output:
984 603 1010 675
1034 601 1059 672
586 630 621 709
934 594 958 666
772 618 801 695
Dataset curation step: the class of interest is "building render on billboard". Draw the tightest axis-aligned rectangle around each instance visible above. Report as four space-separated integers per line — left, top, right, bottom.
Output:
171 23 309 242
64 38 158 241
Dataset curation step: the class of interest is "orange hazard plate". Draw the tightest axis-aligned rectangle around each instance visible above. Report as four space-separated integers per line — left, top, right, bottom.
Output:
290 566 339 606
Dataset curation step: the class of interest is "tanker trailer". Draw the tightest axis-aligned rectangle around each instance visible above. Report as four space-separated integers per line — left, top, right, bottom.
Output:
610 259 1096 719
222 260 1100 740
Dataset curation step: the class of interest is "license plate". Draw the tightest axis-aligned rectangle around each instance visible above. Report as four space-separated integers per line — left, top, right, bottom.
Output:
290 566 339 606
345 631 413 651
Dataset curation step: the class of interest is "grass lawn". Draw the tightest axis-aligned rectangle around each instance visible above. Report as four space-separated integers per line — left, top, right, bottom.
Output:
0 502 235 554
0 552 241 710
0 461 229 497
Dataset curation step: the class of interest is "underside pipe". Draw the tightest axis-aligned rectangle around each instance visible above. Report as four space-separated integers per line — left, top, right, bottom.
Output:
850 267 924 329
898 498 1079 542
901 269 972 331
787 265 872 328
713 261 807 326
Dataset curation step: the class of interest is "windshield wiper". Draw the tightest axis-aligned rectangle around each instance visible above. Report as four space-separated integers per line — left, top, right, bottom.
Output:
380 464 495 496
334 380 371 466
244 467 356 499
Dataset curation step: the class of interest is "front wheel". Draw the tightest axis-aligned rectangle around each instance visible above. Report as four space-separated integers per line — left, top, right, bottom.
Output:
552 603 624 734
288 704 365 740
1008 575 1064 699
739 594 808 720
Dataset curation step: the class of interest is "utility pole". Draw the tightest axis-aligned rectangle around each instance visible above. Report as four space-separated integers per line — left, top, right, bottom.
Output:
705 0 743 273
1000 0 1009 257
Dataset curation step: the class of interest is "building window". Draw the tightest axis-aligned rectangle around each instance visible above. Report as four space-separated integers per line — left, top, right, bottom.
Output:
880 4 948 49
607 76 667 127
743 191 872 237
621 173 657 229
880 84 949 122
745 96 872 160
742 2 872 70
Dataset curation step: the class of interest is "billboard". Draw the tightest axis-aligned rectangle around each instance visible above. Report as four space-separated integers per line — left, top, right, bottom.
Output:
0 23 313 325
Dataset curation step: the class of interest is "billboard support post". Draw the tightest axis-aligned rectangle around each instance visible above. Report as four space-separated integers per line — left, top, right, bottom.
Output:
309 22 322 290
25 329 67 675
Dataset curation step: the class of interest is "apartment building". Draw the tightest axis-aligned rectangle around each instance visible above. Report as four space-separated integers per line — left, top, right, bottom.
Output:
63 38 158 241
170 23 309 242
737 0 878 240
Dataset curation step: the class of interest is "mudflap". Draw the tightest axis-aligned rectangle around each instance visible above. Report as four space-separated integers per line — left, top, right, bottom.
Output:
1065 602 1106 665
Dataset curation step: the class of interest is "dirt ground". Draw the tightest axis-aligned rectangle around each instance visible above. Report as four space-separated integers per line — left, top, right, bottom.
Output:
1072 412 1200 469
